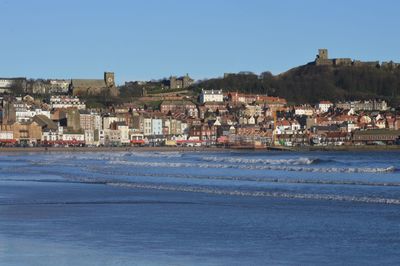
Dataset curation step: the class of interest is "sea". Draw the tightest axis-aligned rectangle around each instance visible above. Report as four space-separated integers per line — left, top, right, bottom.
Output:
1 150 400 265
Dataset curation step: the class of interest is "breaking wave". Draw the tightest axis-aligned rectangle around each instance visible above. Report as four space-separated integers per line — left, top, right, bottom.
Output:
108 160 396 173
108 182 400 205
124 151 183 158
0 199 198 206
33 151 183 163
201 156 317 165
8 168 399 189
80 169 400 187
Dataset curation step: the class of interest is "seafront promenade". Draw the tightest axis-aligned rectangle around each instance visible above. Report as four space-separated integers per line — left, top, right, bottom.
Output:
0 145 399 153
0 146 225 153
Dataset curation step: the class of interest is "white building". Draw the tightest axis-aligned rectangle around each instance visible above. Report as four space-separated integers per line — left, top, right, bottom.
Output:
0 131 13 141
0 79 14 88
294 106 314 116
151 118 163 136
116 124 130 144
42 129 61 142
62 132 85 143
200 89 224 104
50 95 86 110
291 120 301 131
142 117 164 137
16 108 51 123
143 118 152 136
346 122 359 133
14 102 30 122
317 101 333 113
84 130 98 146
13 100 48 123
94 114 102 131
247 116 256 125
80 111 102 131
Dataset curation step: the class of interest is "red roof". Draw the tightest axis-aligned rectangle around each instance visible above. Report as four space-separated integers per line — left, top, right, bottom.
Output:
0 139 16 143
319 101 332 104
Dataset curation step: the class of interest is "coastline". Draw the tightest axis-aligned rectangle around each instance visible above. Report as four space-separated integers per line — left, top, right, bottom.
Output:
293 145 400 152
0 146 227 153
0 145 399 153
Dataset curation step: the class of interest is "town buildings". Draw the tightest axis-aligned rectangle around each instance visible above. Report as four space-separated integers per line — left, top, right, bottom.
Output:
0 70 399 148
50 95 86 110
160 100 198 118
335 100 388 112
0 78 27 93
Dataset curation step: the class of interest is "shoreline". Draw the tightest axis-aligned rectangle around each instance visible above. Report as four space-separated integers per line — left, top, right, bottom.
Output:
0 145 399 153
293 145 400 152
0 146 227 153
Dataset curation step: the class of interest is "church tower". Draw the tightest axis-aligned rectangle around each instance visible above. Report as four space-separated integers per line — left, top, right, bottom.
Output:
104 72 115 87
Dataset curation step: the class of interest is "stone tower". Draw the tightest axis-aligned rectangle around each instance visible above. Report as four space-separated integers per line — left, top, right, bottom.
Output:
318 49 328 60
182 74 193 88
104 72 115 87
67 109 81 131
170 76 177 89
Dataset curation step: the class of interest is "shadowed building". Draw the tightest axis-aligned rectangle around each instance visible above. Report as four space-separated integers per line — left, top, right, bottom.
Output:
32 115 58 131
169 74 193 89
71 72 119 96
67 109 81 131
0 78 27 94
1 98 16 124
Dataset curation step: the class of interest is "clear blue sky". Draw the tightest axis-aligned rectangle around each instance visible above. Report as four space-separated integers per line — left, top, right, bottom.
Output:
0 0 399 84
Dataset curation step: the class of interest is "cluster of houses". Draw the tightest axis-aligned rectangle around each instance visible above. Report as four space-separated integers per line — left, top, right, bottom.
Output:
0 90 399 148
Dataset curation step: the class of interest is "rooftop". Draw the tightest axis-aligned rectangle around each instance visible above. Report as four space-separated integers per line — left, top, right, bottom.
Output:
71 79 106 88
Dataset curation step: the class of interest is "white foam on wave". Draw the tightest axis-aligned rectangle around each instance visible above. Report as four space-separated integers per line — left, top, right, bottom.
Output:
201 156 315 165
125 151 183 158
87 169 400 187
22 152 179 166
108 182 400 205
45 151 183 162
108 160 396 173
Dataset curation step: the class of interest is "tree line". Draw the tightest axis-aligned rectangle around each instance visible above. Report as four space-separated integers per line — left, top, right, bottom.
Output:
192 65 400 105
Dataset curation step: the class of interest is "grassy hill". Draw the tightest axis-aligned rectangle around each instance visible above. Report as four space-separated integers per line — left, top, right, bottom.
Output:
193 64 400 105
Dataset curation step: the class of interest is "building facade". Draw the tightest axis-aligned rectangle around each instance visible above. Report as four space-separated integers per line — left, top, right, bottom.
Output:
200 89 224 104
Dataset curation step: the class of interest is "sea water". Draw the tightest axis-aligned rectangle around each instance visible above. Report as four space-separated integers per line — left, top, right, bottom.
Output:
1 150 400 265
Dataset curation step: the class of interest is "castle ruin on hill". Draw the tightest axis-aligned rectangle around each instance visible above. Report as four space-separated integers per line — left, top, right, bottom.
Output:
313 49 399 69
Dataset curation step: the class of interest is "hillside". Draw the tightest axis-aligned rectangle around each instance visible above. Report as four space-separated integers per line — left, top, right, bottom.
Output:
193 64 400 105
